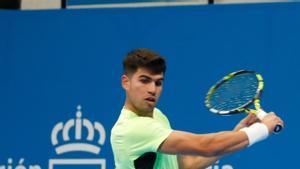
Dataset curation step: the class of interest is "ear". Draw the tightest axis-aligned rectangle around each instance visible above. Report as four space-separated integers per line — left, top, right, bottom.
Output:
121 74 130 90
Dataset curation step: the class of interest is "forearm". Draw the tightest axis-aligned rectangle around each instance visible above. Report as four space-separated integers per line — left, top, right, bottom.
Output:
210 131 249 156
160 130 249 157
177 131 248 169
192 131 249 156
178 155 221 169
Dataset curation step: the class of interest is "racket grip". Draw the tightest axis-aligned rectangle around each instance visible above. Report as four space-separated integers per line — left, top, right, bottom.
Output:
256 109 283 134
256 109 267 120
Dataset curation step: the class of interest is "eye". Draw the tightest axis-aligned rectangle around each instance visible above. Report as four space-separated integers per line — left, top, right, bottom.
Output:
140 78 151 84
155 80 163 87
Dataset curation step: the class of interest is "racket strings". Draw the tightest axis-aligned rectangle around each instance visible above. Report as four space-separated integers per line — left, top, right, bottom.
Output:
209 73 258 111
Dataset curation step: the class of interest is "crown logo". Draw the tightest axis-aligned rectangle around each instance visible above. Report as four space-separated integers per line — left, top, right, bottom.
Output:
51 105 106 155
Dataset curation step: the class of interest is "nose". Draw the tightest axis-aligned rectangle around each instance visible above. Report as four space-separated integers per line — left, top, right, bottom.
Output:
147 81 156 96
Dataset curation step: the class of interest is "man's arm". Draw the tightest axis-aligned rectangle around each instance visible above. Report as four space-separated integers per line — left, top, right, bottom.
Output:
175 113 258 169
159 130 249 157
177 154 220 169
176 135 253 169
158 113 283 169
159 113 257 156
177 139 249 169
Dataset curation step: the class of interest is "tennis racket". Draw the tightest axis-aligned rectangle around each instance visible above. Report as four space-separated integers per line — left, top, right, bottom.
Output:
205 70 282 133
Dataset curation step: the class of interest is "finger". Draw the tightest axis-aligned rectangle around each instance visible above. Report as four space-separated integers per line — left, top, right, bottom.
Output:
240 114 252 125
245 113 258 125
248 115 259 125
245 112 256 120
268 112 275 115
276 117 284 127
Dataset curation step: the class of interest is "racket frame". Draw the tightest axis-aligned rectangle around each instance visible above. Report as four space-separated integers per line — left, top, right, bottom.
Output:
205 70 264 115
205 70 283 133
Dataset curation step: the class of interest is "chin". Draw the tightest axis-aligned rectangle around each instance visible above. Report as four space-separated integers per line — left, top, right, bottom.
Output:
142 106 155 113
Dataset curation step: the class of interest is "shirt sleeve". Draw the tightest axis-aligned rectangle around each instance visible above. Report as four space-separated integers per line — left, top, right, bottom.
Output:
125 117 173 155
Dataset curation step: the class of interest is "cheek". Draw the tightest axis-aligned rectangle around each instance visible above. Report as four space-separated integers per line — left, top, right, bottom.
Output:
131 81 145 93
129 85 144 98
156 87 163 95
135 87 146 97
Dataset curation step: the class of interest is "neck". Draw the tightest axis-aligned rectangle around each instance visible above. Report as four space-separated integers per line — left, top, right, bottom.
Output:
124 100 153 117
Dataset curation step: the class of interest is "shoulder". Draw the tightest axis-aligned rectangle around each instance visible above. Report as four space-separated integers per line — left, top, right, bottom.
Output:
154 108 168 120
112 114 165 136
154 108 171 128
112 115 173 152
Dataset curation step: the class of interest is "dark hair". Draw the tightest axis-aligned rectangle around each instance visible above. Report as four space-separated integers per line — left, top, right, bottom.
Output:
123 48 166 75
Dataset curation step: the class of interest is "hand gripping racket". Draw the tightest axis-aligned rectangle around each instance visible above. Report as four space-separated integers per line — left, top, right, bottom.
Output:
205 70 283 133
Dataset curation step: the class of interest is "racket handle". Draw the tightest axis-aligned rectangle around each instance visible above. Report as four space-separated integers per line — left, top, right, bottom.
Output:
256 109 283 134
256 109 267 120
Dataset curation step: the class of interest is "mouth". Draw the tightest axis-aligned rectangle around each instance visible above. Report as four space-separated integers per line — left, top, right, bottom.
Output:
145 97 156 103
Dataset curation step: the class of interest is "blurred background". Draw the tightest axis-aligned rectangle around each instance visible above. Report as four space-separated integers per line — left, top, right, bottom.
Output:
0 0 299 9
1 1 299 169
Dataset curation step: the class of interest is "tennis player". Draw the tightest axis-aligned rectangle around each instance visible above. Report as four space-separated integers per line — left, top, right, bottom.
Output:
110 48 284 169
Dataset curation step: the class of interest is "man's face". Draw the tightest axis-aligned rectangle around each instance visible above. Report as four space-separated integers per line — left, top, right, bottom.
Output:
122 68 164 114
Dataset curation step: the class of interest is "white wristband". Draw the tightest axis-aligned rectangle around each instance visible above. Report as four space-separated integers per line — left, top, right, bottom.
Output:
240 122 269 147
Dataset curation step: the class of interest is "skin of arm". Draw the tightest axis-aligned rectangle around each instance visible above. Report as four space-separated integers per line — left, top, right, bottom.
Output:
163 112 283 169
176 134 248 169
160 113 259 169
159 130 249 157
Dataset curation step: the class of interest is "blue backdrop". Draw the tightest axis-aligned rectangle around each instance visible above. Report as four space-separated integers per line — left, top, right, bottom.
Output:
0 2 299 169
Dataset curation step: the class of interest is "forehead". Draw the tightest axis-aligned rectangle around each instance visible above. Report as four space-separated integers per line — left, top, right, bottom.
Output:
133 68 164 80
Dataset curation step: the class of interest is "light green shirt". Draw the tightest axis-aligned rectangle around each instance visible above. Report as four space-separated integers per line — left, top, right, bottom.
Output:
111 108 179 169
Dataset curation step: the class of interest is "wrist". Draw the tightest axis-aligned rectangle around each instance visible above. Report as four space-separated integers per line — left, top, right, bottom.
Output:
240 122 269 147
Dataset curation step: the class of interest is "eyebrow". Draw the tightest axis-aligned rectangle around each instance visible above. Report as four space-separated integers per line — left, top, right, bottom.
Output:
139 75 164 81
